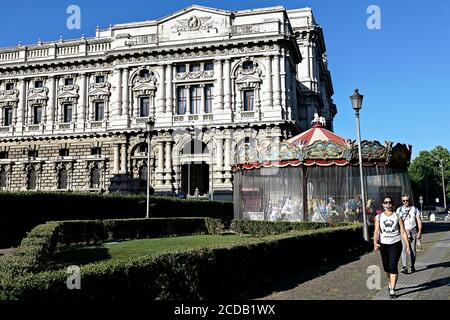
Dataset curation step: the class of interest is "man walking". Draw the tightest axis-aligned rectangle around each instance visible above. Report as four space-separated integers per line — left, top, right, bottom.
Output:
396 194 423 274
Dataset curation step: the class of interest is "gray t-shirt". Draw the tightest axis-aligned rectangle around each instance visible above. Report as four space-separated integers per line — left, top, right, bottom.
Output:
376 212 401 245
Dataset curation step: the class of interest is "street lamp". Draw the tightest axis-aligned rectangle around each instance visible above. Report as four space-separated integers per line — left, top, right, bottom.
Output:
146 118 155 219
350 89 369 242
437 159 447 210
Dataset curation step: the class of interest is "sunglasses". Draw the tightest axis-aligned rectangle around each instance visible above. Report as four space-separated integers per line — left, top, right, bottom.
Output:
402 200 410 203
383 201 392 204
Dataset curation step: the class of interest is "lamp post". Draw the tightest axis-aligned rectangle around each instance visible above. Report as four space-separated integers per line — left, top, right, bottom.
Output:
437 159 447 210
146 118 155 219
350 89 369 242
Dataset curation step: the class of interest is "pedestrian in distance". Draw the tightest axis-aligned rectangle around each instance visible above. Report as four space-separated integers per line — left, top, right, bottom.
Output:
396 194 422 274
373 196 411 299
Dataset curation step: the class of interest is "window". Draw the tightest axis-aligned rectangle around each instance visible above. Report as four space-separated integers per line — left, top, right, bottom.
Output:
177 87 187 115
57 167 68 190
34 80 43 88
0 151 8 159
5 83 14 90
27 168 36 190
139 69 150 78
33 106 42 124
140 97 150 117
95 102 104 121
139 144 148 154
204 62 214 71
63 104 73 123
4 108 13 126
59 149 69 157
190 86 202 114
95 75 105 84
205 85 214 113
90 166 100 189
0 169 6 190
64 78 74 86
28 149 38 158
243 61 254 70
176 65 186 73
243 90 254 111
91 147 101 156
190 63 201 72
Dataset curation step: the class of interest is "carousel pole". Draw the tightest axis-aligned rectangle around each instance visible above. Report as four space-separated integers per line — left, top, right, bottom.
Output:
350 89 369 242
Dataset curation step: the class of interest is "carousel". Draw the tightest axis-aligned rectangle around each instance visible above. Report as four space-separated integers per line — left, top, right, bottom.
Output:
233 115 413 224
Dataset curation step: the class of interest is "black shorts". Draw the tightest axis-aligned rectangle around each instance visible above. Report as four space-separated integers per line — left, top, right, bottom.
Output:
379 240 402 274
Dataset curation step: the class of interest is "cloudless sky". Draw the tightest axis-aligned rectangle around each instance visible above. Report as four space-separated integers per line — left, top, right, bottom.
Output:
0 0 449 159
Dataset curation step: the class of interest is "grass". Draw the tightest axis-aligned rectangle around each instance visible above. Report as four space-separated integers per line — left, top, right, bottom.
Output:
49 234 256 269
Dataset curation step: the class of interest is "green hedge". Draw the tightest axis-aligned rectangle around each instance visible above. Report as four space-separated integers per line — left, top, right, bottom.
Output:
0 224 368 300
231 220 354 237
0 192 232 247
0 217 223 277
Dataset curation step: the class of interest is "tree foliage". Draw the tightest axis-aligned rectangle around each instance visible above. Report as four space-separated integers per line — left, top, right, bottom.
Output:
408 146 450 208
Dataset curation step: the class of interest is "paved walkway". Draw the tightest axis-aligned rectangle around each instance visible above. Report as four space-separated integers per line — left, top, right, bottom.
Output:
254 222 449 300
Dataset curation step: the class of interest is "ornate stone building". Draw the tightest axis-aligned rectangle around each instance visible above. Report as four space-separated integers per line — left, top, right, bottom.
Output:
0 5 336 199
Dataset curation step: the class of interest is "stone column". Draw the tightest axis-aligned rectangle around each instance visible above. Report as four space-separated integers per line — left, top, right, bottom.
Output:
157 64 166 114
164 141 172 183
120 143 127 174
185 85 191 115
216 137 223 169
199 84 205 115
46 76 56 131
157 141 164 172
113 143 120 174
111 69 122 117
263 55 273 109
17 79 26 132
122 68 129 124
223 59 231 111
77 73 87 129
214 59 224 111
224 137 231 170
273 54 281 109
166 64 173 115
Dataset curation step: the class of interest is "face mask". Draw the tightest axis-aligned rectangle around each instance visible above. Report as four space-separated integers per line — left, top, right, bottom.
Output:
383 203 392 211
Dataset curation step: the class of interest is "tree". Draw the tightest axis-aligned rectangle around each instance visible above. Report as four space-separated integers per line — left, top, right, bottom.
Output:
408 146 450 208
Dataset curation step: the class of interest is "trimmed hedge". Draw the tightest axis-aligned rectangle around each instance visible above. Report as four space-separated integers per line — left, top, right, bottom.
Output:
0 192 232 247
0 217 223 276
0 224 368 300
231 220 354 237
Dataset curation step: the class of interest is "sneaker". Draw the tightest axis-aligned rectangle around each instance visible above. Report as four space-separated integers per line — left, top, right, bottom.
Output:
401 266 408 274
389 289 397 299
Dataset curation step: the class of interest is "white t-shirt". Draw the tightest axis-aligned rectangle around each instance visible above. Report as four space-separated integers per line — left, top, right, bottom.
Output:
396 206 420 231
376 212 401 245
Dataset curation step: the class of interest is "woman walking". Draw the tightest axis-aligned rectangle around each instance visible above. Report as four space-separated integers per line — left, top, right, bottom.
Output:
373 196 410 299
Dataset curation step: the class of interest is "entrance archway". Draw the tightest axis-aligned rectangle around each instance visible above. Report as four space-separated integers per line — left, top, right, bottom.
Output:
180 139 211 196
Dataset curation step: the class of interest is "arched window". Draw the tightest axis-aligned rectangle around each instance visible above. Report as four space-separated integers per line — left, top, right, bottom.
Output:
0 169 6 190
90 166 100 189
243 61 254 70
182 140 209 155
139 69 150 78
27 167 36 190
58 167 68 190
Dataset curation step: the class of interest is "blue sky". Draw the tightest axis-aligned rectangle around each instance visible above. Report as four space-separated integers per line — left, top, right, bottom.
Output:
0 0 449 159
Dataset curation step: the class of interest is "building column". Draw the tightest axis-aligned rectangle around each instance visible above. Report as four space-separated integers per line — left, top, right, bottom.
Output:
199 84 205 115
263 55 273 109
157 64 166 114
214 137 223 185
120 143 127 174
113 143 120 174
273 54 281 109
166 64 173 115
164 141 172 184
214 59 224 111
224 136 232 184
46 76 56 131
122 68 130 125
17 79 26 132
155 140 164 186
185 85 191 115
223 59 231 111
77 73 87 129
111 69 122 117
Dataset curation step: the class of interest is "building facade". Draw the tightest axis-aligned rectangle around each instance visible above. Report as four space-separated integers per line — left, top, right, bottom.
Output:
0 5 336 199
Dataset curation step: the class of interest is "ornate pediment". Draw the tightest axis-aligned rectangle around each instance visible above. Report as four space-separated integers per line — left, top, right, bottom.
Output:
0 89 19 107
88 82 111 100
27 87 48 102
58 84 80 101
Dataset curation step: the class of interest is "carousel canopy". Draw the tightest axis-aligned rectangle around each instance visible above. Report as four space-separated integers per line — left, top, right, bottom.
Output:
234 116 412 171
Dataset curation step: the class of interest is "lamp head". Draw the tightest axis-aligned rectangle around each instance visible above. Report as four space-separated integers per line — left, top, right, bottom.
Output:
350 89 364 112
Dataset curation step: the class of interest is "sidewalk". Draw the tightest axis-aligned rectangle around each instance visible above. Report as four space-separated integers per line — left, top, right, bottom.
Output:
254 222 449 300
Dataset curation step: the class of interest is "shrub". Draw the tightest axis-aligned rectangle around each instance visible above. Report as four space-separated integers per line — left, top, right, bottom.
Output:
0 191 233 247
230 220 354 237
0 224 368 300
